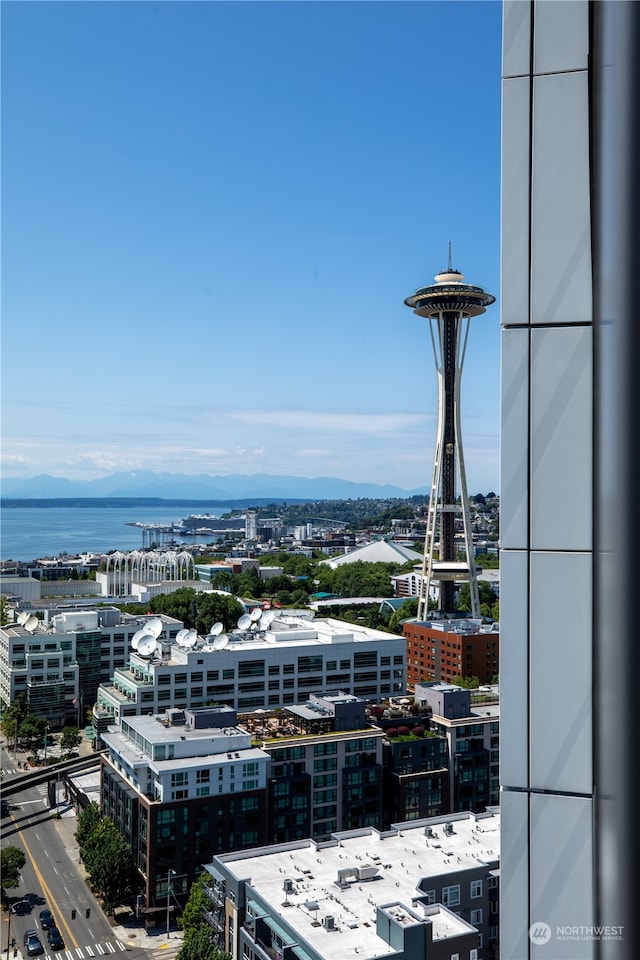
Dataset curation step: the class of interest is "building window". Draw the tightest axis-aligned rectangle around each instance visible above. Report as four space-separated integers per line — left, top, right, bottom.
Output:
471 879 482 898
470 951 478 960
442 884 460 907
471 908 483 925
424 889 436 905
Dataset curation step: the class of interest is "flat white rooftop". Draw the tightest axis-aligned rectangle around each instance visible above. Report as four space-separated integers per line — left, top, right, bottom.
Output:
215 810 499 959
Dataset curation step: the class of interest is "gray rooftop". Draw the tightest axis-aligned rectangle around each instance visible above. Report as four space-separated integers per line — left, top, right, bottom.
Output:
213 810 499 959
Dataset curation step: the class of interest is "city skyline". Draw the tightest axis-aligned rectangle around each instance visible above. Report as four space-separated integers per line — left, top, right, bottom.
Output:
1 1 502 492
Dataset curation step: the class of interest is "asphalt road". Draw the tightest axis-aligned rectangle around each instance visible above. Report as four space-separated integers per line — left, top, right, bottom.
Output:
1 768 152 960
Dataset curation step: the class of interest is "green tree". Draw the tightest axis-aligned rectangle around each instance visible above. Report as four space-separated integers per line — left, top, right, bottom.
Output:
87 819 138 913
178 925 229 960
75 801 103 851
1 846 26 895
18 714 47 752
177 873 230 960
455 581 497 614
194 592 244 634
0 699 27 746
451 675 481 688
0 596 12 626
387 598 420 633
60 725 82 753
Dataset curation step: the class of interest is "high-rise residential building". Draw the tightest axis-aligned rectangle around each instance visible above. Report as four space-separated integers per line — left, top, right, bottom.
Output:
500 1 639 956
416 683 500 814
404 259 495 619
263 693 386 843
202 809 500 960
100 706 270 921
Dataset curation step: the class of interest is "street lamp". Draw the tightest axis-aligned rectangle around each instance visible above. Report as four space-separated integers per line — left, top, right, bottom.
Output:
165 869 175 935
43 724 50 763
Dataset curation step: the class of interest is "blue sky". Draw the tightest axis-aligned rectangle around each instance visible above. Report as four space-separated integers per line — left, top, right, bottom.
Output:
1 0 503 494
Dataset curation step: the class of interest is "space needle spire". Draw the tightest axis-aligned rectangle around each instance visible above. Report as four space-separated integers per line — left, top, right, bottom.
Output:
404 254 495 620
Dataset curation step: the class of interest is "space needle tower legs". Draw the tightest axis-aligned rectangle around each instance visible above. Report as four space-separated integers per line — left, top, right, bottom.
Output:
404 252 495 620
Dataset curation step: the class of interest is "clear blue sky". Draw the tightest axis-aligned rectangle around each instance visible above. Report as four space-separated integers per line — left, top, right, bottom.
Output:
1 0 503 494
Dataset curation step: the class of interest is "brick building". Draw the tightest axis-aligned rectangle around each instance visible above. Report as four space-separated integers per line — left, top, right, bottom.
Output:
403 618 499 688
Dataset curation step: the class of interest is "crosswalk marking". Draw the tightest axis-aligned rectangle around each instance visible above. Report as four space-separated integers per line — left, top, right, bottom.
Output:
40 941 136 960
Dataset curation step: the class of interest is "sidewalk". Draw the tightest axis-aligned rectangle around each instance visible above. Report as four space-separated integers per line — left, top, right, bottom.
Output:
53 804 184 955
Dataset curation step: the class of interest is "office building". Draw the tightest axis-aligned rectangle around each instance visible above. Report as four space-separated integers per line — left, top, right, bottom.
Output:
93 614 406 734
202 809 499 960
0 608 182 726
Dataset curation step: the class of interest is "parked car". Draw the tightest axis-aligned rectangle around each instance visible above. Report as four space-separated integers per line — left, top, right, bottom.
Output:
39 908 54 929
47 926 64 951
9 899 31 915
23 930 44 957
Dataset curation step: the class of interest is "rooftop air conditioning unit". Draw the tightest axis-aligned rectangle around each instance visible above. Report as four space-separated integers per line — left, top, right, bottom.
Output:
322 915 336 930
284 879 294 893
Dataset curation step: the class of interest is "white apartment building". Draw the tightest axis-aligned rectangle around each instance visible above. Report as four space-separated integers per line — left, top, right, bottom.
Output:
94 615 406 729
100 706 271 913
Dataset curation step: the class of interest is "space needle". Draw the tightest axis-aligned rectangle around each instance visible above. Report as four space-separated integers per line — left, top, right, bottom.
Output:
404 250 495 620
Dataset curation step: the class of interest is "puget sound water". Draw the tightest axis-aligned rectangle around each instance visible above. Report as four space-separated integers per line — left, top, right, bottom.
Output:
0 501 240 562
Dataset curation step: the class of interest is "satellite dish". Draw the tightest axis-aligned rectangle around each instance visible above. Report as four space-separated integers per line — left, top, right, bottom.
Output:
137 635 157 657
147 617 163 638
24 615 39 633
17 612 29 625
261 610 275 628
209 622 224 637
212 634 228 650
249 608 262 622
237 614 252 631
184 630 198 648
175 628 189 646
132 628 149 649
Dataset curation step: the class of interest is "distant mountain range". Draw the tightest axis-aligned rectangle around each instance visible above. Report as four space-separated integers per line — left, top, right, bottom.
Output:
1 471 427 501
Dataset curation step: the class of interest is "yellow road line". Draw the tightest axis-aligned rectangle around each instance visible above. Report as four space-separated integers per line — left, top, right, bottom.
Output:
9 810 79 949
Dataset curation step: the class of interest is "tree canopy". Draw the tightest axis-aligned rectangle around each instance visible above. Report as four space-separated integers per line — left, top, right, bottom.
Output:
149 588 243 631
1 846 26 894
75 803 138 913
60 725 82 753
177 872 230 960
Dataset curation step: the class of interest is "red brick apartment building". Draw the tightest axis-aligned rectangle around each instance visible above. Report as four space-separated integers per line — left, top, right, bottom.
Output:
403 618 500 688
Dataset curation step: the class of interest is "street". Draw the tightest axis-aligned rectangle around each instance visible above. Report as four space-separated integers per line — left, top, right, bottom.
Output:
1 740 182 960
